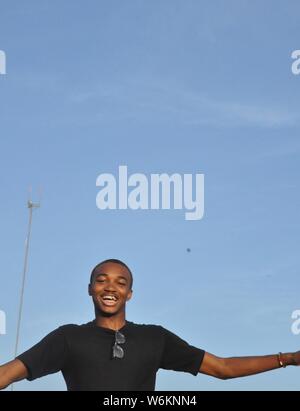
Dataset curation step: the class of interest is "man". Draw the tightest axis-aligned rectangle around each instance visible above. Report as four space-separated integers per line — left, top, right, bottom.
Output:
0 258 299 390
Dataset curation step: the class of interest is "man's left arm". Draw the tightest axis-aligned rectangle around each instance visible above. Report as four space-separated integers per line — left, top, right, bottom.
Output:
199 351 300 380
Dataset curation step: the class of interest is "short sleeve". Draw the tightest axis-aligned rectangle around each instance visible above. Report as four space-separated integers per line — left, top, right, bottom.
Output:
16 326 68 381
159 327 205 376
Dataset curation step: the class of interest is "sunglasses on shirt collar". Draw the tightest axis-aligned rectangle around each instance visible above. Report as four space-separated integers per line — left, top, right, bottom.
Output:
112 330 125 359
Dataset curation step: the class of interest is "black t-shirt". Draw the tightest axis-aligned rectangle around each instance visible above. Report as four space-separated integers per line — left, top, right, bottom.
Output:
17 320 205 391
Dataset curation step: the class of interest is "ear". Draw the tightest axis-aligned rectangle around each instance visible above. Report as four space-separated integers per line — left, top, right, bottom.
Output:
126 289 133 302
88 283 92 296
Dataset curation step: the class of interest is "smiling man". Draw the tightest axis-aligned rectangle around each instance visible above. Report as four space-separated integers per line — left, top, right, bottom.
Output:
0 258 299 391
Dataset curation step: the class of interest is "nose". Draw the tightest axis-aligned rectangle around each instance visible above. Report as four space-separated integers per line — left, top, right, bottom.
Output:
104 281 116 292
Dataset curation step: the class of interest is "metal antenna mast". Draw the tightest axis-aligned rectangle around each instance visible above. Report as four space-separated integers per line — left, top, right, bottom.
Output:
11 193 40 390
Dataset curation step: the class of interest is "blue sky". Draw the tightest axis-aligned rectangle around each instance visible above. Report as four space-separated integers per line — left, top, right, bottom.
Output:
0 0 299 390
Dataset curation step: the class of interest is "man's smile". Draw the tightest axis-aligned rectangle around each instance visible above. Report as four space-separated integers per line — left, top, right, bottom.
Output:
98 294 119 307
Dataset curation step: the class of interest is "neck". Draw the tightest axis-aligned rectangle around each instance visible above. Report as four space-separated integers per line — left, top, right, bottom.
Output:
94 311 126 331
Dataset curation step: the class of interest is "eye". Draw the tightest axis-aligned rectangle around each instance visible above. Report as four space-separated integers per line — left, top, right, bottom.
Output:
96 279 105 283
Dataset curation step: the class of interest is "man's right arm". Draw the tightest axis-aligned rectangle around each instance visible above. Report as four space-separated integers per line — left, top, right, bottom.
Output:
0 359 28 390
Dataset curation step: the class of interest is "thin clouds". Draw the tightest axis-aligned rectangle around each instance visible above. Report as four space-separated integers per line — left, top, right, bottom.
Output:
68 79 298 128
13 72 296 129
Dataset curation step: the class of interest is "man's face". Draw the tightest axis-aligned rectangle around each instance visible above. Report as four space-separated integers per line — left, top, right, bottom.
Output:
88 262 133 316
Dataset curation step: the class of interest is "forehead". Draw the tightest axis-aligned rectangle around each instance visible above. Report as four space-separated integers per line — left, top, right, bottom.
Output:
93 262 131 281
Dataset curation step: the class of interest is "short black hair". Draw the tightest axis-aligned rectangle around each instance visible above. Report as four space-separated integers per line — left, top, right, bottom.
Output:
90 259 133 289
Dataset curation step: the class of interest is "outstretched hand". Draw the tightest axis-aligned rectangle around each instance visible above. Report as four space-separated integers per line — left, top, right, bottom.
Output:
293 351 300 365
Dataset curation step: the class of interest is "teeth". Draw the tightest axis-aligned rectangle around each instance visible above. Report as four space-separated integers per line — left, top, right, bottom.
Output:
103 295 117 301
